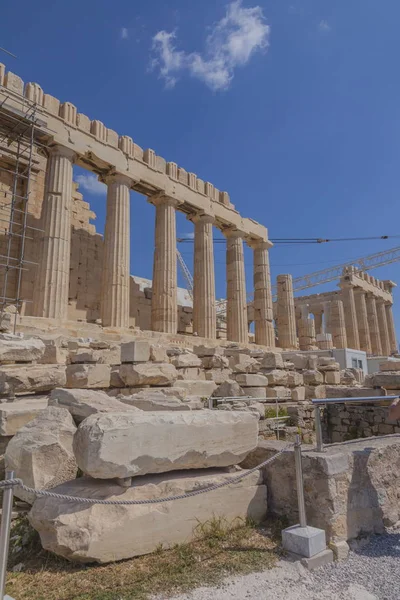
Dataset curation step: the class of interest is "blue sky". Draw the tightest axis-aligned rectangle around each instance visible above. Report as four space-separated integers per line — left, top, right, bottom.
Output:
2 0 400 334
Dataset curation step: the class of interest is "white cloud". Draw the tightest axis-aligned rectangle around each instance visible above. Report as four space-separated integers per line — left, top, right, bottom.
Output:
75 174 107 196
318 20 331 32
121 27 129 40
151 0 270 91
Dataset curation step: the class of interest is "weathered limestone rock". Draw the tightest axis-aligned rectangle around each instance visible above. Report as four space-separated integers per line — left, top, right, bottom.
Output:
287 372 304 387
5 407 77 504
149 344 169 363
37 336 69 365
29 469 267 563
261 352 284 369
205 369 231 384
212 380 245 398
247 436 400 542
325 386 386 398
265 387 291 400
324 371 341 385
172 353 202 368
201 355 229 369
235 374 268 387
283 353 308 370
303 370 324 386
0 397 48 435
70 346 120 365
121 341 151 363
49 389 139 423
66 364 111 389
0 365 66 395
74 410 258 479
119 391 193 411
119 363 177 386
193 345 225 357
176 367 206 381
367 373 400 390
263 369 288 386
113 386 189 400
292 387 306 401
340 369 357 386
0 337 45 364
176 380 217 396
305 385 326 400
229 354 259 373
241 387 267 399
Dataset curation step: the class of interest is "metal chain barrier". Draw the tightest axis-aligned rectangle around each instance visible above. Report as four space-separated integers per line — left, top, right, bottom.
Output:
0 443 294 506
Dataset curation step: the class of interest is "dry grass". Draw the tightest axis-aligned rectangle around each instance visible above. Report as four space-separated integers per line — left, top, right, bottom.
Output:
5 516 284 600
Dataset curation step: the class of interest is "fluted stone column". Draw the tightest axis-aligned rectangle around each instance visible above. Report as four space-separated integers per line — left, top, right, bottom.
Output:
251 240 275 347
101 174 132 328
151 195 180 334
376 299 390 356
276 274 298 350
385 304 398 354
225 229 248 344
33 145 75 320
298 305 316 351
192 214 216 339
354 290 372 354
341 286 360 349
365 294 382 355
330 299 348 349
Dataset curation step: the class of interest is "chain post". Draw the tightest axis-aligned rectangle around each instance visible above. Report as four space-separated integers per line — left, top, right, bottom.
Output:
314 405 324 452
294 435 307 528
0 471 15 600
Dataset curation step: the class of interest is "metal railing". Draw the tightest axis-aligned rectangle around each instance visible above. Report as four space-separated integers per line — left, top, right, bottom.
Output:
312 395 399 452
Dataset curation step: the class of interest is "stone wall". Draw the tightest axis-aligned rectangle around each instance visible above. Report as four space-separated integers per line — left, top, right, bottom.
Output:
324 403 400 442
242 436 400 543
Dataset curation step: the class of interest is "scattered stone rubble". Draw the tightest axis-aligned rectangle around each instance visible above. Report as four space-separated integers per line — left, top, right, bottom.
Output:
0 333 399 563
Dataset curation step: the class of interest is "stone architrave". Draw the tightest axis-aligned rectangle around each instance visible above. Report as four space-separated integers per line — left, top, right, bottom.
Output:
224 229 248 344
330 300 347 349
354 290 371 354
376 299 390 356
365 294 382 355
385 304 398 354
250 240 275 347
192 214 216 339
33 145 75 320
150 195 180 334
101 174 132 328
276 274 297 350
340 286 360 350
73 410 258 479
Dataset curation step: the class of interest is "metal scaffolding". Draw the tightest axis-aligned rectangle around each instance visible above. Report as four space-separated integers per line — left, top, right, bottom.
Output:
0 93 46 332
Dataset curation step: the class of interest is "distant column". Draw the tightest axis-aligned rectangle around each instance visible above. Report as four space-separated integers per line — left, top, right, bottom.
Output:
376 299 390 356
150 195 180 334
251 240 275 347
101 174 132 328
192 214 216 339
330 299 348 349
276 274 298 350
224 229 248 344
385 304 398 354
298 306 316 351
354 290 372 354
33 145 75 320
313 309 323 335
365 294 382 355
341 286 360 349
323 301 332 334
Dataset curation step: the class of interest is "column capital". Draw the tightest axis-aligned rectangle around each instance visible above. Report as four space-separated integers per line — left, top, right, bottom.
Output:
49 144 76 162
148 193 182 209
247 238 273 250
101 172 134 187
189 212 215 225
223 227 245 239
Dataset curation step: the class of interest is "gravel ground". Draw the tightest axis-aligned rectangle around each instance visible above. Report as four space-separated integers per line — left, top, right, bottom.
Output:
165 530 400 600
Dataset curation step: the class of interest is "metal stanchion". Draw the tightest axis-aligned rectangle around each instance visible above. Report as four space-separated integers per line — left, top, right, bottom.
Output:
208 397 215 410
0 470 15 600
314 405 324 452
294 435 307 528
